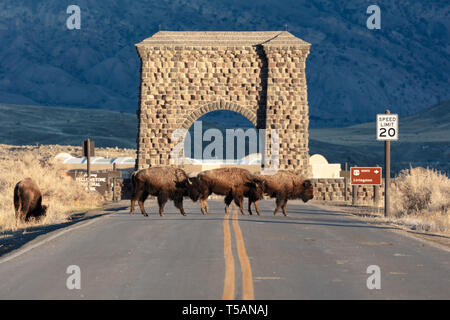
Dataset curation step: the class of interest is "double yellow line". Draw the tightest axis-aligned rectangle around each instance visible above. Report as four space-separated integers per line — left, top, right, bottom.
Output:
222 205 254 300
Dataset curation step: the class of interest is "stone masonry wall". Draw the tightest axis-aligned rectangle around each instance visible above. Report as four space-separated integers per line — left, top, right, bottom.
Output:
312 178 385 205
264 46 310 174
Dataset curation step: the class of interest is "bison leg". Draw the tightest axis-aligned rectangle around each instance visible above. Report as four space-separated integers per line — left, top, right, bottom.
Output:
254 200 262 216
200 198 208 215
234 195 246 216
130 198 136 216
20 202 31 223
130 189 143 216
273 196 286 216
248 199 253 215
138 191 149 217
15 200 23 222
13 187 27 223
248 197 262 216
224 194 233 215
202 190 211 214
157 192 168 216
14 186 21 220
131 190 148 216
174 197 186 216
200 199 205 215
281 201 288 217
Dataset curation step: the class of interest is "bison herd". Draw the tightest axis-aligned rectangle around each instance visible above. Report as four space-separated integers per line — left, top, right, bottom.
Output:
13 167 313 223
129 167 314 217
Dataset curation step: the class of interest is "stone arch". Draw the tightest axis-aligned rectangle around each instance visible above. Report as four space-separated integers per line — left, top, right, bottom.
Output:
135 31 312 175
181 101 257 130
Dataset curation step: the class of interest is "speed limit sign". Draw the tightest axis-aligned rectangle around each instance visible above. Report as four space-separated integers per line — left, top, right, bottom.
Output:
377 113 398 141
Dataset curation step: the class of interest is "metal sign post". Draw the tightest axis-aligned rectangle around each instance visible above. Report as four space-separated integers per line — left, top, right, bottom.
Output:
83 139 95 190
374 165 381 206
344 162 348 202
87 139 91 179
339 162 350 202
377 110 398 217
385 136 390 217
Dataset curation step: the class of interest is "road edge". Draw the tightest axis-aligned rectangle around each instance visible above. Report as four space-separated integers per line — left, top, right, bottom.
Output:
308 202 450 253
0 202 127 264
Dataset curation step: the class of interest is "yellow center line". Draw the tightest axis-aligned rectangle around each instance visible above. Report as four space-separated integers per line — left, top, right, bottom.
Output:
222 209 235 300
231 205 255 300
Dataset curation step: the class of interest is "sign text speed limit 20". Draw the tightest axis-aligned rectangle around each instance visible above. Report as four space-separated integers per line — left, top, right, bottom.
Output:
377 114 398 141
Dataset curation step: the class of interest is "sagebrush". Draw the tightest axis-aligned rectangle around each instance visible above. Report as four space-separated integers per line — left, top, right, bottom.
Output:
0 152 103 232
391 167 450 233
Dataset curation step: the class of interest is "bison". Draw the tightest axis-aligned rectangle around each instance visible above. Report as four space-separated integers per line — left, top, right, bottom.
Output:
191 167 264 216
249 170 314 216
129 166 198 217
14 178 48 222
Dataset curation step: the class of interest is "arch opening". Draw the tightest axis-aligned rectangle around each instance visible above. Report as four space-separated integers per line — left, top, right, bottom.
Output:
181 110 262 165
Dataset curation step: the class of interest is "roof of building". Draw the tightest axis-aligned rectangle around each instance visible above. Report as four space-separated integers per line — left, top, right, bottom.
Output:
136 31 310 48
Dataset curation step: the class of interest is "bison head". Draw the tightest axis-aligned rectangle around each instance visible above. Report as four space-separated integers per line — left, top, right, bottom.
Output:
247 178 265 200
28 204 48 222
185 177 201 202
300 180 314 202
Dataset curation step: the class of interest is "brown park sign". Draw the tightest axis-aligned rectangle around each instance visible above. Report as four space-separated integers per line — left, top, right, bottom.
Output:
350 167 382 185
67 171 121 195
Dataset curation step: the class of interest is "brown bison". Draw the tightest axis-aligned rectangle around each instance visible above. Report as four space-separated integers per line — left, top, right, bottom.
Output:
130 166 198 217
250 170 314 216
191 167 264 216
14 178 48 222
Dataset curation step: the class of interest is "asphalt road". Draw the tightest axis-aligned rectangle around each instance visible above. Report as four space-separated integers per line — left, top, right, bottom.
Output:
0 199 449 299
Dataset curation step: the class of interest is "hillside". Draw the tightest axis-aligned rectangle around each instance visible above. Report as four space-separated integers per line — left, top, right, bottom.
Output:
0 104 137 148
0 101 448 174
0 1 448 127
309 100 450 173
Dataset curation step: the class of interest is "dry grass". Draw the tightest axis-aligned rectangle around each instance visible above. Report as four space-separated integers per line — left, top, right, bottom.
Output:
390 167 450 234
0 144 134 233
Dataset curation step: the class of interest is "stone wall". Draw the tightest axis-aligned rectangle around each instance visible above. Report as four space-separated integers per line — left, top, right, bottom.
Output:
104 178 123 202
135 31 311 175
312 178 385 205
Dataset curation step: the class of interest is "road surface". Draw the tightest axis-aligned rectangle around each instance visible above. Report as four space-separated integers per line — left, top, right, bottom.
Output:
0 200 449 299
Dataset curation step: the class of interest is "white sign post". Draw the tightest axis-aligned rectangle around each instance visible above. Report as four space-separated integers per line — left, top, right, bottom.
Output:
377 110 398 217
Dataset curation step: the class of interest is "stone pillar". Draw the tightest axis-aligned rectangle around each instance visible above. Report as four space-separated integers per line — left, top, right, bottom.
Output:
264 45 311 176
136 46 179 169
